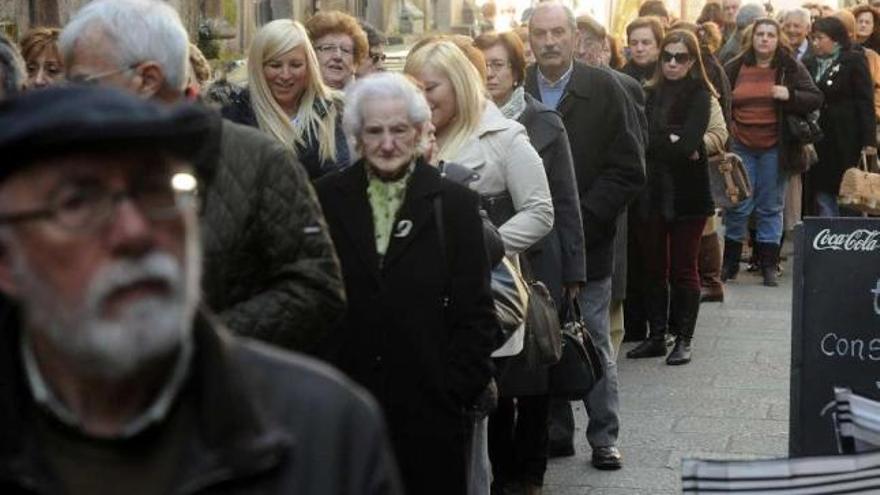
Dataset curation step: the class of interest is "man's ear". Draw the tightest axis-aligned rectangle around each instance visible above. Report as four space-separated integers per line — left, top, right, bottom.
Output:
0 239 21 298
132 61 166 99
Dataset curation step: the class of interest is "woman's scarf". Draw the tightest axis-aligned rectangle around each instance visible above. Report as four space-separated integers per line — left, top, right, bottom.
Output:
366 162 415 260
499 86 527 120
815 45 842 81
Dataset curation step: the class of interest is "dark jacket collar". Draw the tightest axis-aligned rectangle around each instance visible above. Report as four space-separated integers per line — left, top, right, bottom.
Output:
0 305 291 493
330 158 443 276
525 61 596 116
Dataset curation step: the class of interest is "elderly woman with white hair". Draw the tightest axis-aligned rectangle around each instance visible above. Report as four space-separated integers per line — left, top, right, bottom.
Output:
222 19 348 179
315 72 500 495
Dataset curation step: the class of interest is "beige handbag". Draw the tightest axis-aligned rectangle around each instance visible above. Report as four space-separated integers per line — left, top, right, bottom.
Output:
838 152 880 215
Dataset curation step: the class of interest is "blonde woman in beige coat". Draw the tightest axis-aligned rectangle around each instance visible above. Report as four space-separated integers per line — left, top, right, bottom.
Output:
405 40 553 255
405 39 553 495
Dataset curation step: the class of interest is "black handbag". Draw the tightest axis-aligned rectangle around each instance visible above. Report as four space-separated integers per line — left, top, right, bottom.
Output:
785 111 824 145
548 297 604 400
521 277 562 368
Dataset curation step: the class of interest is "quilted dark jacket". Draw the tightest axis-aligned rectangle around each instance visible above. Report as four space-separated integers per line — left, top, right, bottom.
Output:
196 118 346 353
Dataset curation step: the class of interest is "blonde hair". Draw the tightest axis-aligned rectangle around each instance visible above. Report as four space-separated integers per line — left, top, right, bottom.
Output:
248 19 339 163
404 40 486 162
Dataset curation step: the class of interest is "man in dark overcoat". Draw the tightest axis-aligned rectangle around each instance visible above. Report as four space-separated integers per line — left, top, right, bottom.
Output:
524 1 646 471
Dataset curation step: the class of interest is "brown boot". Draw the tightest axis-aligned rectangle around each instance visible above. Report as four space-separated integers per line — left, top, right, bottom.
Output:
699 232 724 303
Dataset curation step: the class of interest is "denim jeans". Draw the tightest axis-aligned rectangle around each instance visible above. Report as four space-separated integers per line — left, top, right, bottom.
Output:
549 276 619 449
814 191 840 217
724 143 787 244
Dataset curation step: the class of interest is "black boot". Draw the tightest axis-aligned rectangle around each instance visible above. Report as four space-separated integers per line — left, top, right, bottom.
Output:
627 284 668 359
666 287 700 366
721 238 743 282
758 242 780 287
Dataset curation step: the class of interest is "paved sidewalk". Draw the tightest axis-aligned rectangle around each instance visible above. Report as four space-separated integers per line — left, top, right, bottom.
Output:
545 258 793 494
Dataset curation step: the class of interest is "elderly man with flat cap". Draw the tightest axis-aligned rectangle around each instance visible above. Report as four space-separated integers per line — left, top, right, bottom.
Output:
0 85 401 494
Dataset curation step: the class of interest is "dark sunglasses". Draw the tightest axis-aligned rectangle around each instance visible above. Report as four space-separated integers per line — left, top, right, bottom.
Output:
661 51 692 64
370 53 387 64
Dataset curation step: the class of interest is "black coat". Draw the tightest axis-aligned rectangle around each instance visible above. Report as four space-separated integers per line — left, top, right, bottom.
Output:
221 87 349 180
497 94 586 398
525 62 646 281
804 49 877 194
725 50 824 172
640 78 714 220
197 118 346 354
315 160 498 493
0 309 403 494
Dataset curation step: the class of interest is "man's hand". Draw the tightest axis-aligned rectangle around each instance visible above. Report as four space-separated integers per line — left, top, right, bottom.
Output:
564 282 583 300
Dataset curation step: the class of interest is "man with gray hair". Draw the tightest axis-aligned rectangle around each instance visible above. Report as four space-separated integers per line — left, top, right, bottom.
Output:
526 0 645 471
0 84 401 494
719 3 769 63
782 7 813 60
60 0 346 353
0 33 25 100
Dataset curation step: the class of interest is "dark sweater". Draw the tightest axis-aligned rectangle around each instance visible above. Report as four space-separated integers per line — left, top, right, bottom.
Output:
640 77 713 220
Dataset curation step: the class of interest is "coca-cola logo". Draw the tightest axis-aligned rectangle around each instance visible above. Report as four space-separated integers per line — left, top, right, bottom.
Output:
812 228 880 252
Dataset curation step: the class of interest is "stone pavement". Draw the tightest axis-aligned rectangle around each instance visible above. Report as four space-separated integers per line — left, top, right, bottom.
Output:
544 255 793 494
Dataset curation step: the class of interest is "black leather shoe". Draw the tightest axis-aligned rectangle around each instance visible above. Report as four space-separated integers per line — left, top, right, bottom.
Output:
591 446 623 470
626 337 667 358
666 338 692 365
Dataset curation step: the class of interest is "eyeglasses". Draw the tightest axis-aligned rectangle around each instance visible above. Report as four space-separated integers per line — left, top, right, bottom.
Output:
661 51 692 64
486 60 511 72
370 52 387 64
0 172 198 234
66 63 141 86
315 44 354 57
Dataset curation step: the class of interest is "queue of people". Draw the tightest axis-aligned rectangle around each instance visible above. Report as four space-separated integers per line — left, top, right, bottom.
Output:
0 0 875 494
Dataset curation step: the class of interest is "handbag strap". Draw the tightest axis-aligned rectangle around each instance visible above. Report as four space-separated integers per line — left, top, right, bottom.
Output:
433 193 452 308
561 295 583 325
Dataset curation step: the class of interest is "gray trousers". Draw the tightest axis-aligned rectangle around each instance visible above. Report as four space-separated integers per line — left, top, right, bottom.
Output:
549 276 620 448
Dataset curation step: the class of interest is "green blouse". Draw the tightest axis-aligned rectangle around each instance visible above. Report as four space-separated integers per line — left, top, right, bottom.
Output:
366 163 414 261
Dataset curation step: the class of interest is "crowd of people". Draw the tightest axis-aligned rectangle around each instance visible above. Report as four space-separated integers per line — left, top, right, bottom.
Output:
0 0 875 494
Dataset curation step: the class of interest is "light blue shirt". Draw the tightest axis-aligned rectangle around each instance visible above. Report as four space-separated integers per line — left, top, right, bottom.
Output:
537 63 574 110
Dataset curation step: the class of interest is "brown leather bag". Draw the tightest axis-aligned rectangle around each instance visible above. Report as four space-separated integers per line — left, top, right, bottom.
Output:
708 152 752 208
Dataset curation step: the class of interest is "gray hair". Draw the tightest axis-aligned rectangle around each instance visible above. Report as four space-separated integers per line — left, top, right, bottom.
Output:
737 3 768 29
342 72 431 158
782 7 812 25
0 34 25 99
60 0 189 90
529 2 578 32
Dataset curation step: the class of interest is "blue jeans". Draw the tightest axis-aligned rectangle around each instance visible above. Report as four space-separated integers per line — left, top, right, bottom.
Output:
815 191 840 217
724 143 787 244
548 277 619 449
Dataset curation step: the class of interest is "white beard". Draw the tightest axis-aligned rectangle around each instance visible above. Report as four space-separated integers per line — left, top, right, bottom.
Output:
13 248 201 380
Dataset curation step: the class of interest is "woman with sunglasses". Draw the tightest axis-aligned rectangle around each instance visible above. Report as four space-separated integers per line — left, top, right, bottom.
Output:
722 18 821 285
626 30 716 365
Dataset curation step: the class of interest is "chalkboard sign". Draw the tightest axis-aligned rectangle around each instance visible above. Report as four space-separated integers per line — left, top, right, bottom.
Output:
790 218 880 457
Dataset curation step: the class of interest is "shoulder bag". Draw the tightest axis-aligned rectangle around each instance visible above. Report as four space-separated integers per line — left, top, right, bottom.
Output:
839 151 880 215
548 296 604 400
518 256 562 368
784 111 824 145
707 151 752 208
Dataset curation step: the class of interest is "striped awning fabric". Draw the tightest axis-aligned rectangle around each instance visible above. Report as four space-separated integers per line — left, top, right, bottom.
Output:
834 387 880 454
682 451 880 494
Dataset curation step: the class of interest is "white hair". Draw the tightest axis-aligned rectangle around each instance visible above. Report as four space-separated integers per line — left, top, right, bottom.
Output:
59 0 189 90
342 72 431 157
782 7 812 25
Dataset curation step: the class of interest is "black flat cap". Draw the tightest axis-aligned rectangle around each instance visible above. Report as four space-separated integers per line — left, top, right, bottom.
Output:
0 85 216 182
